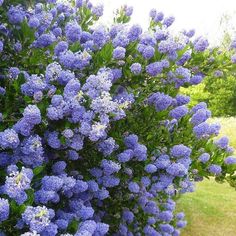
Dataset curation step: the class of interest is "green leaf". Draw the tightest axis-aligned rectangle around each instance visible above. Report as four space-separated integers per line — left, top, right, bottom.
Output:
33 165 45 176
67 219 79 234
25 189 34 205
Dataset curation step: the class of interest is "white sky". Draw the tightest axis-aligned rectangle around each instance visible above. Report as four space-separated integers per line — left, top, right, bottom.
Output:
91 0 236 45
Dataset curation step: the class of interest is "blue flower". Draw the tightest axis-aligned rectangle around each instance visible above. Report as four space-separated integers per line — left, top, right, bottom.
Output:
21 135 44 167
101 159 121 175
170 145 191 158
142 45 155 59
92 26 108 48
65 21 82 43
122 210 134 223
128 182 140 193
117 149 134 163
8 67 20 79
193 37 209 52
175 95 190 106
166 163 187 177
134 144 147 161
0 41 3 52
54 41 68 56
146 62 164 76
4 166 33 204
163 16 175 27
95 222 109 235
102 175 120 187
0 198 9 222
92 4 104 17
22 206 53 233
79 206 94 220
42 176 63 191
77 220 97 234
154 12 164 22
159 224 174 233
224 156 236 165
8 5 25 24
198 153 210 163
73 180 88 193
145 164 157 173
58 70 75 85
208 164 222 175
128 24 142 41
113 47 126 60
154 155 170 169
98 137 118 156
159 210 173 222
215 136 229 149
0 129 20 149
21 74 47 97
169 106 188 120
28 16 40 28
124 5 133 16
23 105 41 125
148 92 173 111
33 33 56 48
191 108 211 126
130 63 142 75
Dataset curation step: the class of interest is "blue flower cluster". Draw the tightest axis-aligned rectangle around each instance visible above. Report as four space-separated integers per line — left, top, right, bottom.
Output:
0 1 235 235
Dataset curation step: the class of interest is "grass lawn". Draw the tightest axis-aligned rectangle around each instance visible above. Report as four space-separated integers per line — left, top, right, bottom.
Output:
177 179 236 236
177 117 236 235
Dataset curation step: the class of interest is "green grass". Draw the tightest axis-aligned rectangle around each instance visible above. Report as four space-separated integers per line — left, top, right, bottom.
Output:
177 117 236 235
177 179 236 236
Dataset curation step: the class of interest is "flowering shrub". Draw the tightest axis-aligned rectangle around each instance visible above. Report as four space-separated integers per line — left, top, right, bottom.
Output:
181 38 236 117
0 0 236 235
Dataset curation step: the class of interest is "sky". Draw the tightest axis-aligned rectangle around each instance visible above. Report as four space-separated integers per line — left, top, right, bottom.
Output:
91 0 236 45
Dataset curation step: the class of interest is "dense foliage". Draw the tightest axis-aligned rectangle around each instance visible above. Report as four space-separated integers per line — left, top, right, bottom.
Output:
0 0 236 235
181 37 236 117
182 74 236 117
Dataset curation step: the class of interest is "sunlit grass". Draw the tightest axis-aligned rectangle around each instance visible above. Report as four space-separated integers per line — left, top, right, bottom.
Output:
177 179 236 236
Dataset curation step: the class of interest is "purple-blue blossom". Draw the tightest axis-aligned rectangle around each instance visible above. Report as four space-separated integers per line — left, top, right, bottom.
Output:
0 129 20 149
215 136 229 149
208 164 222 175
128 182 140 193
166 163 188 177
148 92 173 111
8 5 25 24
224 156 236 165
169 106 188 120
22 206 53 233
4 166 33 204
117 149 134 163
146 62 164 76
0 198 9 222
193 37 209 52
92 4 104 17
65 21 82 43
170 145 191 158
0 40 3 52
130 63 142 75
198 153 210 163
163 16 175 27
145 164 157 173
113 47 126 60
